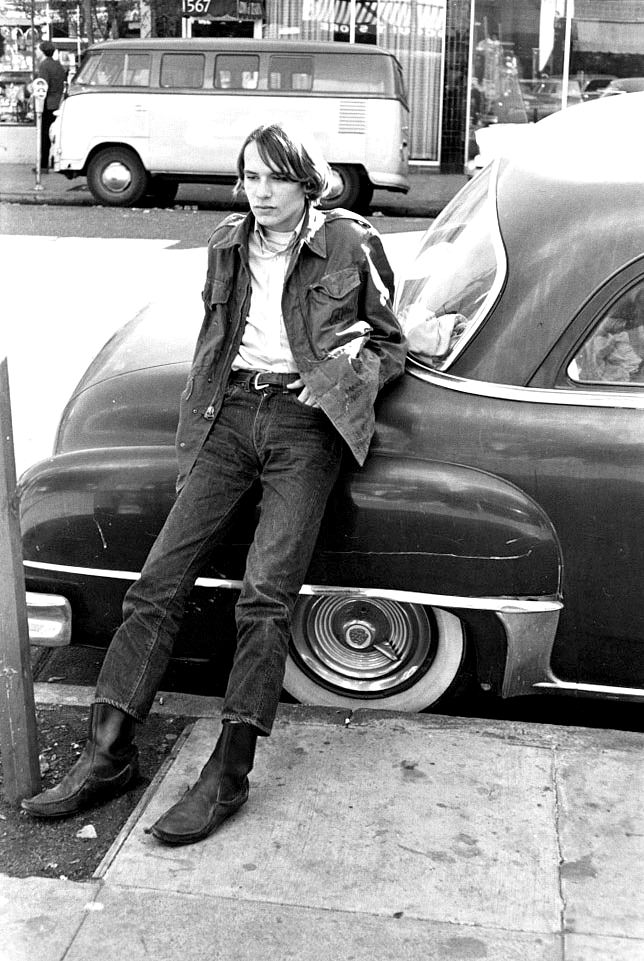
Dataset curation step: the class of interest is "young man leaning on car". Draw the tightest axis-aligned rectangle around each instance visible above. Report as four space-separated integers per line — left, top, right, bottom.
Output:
22 122 407 846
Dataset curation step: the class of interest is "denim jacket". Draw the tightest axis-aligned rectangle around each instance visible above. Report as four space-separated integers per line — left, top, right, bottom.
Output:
175 204 407 491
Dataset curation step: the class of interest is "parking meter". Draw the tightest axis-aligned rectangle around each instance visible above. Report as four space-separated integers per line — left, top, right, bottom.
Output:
32 78 48 187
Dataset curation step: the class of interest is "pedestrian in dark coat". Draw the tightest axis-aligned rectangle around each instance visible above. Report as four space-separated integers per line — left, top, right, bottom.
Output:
35 41 66 170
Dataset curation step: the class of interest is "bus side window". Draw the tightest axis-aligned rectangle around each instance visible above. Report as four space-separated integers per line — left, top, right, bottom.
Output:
268 56 313 92
94 52 126 86
124 54 151 87
76 52 101 85
313 53 388 94
214 55 259 90
160 54 205 89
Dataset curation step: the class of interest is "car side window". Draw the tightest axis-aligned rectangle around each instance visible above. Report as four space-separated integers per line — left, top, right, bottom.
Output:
568 278 644 385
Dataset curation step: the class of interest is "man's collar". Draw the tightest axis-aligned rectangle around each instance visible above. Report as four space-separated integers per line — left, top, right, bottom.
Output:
209 204 328 257
252 210 306 253
251 204 327 258
302 205 327 257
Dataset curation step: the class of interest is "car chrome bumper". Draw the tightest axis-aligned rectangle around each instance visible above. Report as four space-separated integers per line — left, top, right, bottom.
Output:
26 592 71 647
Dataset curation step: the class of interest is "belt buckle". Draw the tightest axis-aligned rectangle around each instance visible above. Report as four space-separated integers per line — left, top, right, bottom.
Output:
253 371 270 390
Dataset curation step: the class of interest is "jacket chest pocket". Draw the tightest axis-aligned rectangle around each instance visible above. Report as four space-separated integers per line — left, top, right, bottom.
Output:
306 267 361 334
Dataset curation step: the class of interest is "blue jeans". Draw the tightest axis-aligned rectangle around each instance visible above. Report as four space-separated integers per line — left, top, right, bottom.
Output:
94 382 343 735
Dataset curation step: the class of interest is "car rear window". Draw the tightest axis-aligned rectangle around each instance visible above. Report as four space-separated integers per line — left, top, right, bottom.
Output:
395 165 505 370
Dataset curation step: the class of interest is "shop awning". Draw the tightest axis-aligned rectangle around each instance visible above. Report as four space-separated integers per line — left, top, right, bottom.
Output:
303 0 444 32
575 18 644 54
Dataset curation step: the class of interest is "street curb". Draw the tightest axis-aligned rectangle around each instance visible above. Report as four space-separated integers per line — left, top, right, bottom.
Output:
32 682 644 751
0 191 448 217
0 192 90 206
92 720 196 880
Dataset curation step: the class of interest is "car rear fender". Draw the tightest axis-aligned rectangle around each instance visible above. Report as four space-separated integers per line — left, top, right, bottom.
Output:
321 454 563 598
19 446 178 571
316 454 564 697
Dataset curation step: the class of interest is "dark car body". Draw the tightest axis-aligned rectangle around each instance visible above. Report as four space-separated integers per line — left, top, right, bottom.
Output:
20 93 644 712
518 77 582 121
580 74 616 100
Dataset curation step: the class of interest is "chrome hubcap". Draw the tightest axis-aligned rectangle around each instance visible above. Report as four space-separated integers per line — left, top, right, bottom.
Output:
101 161 132 194
344 619 376 650
291 595 435 697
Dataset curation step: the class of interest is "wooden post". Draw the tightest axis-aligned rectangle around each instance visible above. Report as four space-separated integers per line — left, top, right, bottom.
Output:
0 358 41 804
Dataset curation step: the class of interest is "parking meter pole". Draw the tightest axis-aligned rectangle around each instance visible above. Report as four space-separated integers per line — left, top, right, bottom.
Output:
35 112 42 189
0 358 41 805
32 78 48 191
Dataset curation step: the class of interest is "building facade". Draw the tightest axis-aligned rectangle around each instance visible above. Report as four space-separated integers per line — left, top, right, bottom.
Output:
1 0 642 170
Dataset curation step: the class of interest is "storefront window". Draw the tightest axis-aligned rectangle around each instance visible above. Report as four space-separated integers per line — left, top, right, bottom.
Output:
0 71 33 123
470 1 644 164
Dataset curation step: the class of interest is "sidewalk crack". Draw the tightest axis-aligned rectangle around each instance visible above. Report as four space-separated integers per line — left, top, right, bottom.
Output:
552 746 567 961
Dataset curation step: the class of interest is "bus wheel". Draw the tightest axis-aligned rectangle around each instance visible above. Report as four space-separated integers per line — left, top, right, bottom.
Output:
283 594 466 712
321 164 363 211
147 177 179 206
87 147 148 207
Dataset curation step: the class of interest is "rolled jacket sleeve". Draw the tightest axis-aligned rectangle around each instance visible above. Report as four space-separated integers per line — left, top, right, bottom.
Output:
358 230 407 388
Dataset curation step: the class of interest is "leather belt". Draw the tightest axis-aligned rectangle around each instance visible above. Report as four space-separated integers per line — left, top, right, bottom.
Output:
229 369 298 390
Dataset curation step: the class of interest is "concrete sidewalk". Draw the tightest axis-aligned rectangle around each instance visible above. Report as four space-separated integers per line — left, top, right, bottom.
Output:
3 688 643 961
0 163 467 217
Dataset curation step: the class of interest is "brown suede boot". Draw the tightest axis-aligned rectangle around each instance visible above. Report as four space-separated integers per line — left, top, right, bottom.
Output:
149 721 257 846
21 703 139 819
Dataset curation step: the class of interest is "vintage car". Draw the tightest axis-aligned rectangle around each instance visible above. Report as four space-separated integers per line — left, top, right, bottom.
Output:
600 77 644 97
518 77 582 121
20 93 644 713
580 74 616 101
